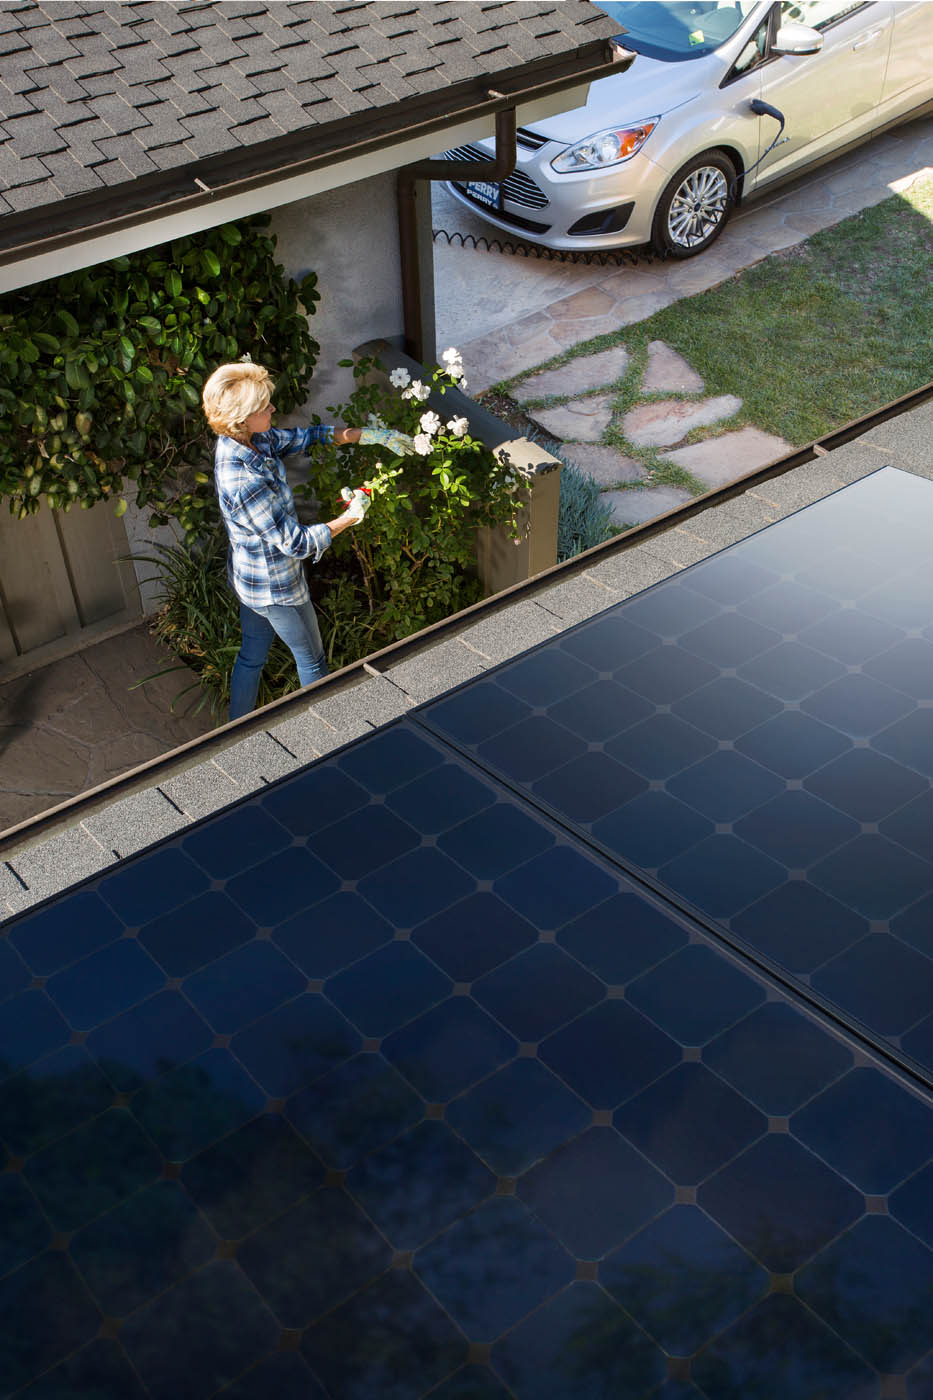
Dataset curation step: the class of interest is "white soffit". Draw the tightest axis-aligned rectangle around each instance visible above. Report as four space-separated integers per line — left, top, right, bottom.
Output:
0 84 593 294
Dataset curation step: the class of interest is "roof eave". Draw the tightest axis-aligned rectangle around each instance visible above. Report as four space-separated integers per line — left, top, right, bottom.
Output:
0 38 627 269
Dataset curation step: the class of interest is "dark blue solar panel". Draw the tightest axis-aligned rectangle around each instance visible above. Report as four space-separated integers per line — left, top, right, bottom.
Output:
2 468 933 1399
423 468 933 1083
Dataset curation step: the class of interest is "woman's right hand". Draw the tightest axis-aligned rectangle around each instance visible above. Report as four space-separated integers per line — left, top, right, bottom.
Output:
341 487 372 524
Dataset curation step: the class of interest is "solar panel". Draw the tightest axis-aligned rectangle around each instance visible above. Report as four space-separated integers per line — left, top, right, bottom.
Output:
425 468 933 1082
2 468 932 1398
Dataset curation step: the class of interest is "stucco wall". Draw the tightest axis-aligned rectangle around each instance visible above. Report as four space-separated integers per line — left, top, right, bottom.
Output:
268 170 404 425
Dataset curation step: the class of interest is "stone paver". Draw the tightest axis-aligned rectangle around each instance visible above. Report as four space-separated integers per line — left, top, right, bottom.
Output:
660 427 792 487
546 285 616 321
533 393 615 443
602 485 693 525
559 444 644 486
623 395 742 448
513 347 630 403
641 341 704 395
548 314 632 347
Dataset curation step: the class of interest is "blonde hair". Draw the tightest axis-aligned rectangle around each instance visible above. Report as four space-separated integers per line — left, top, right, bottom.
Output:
202 362 275 437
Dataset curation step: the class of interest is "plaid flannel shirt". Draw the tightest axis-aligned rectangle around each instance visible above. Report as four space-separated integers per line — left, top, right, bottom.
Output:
214 426 333 608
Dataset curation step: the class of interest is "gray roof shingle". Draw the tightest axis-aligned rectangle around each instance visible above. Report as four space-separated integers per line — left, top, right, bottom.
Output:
0 0 618 252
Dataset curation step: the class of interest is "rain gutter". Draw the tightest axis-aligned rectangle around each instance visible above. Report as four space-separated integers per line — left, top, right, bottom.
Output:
0 44 626 272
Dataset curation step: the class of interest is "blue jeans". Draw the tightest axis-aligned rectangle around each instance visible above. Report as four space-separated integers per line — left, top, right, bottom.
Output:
229 598 328 720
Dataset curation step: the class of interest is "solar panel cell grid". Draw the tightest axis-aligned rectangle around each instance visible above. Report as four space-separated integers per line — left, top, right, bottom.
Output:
426 468 933 1076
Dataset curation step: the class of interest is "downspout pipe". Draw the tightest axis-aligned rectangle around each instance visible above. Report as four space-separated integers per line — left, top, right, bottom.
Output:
397 105 517 363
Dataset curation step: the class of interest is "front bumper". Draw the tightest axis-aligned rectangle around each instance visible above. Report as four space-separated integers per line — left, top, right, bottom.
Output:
441 135 665 250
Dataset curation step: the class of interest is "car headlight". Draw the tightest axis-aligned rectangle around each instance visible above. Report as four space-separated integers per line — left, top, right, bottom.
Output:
550 119 659 173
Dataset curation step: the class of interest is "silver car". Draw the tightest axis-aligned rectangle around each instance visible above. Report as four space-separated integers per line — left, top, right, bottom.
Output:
444 0 933 257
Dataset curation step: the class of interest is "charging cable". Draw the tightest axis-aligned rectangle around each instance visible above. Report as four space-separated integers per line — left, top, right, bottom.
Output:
730 99 786 199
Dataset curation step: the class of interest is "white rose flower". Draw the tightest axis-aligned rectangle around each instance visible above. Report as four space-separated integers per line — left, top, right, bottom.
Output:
446 416 469 438
389 367 411 388
441 347 461 364
412 433 433 456
402 379 430 403
446 361 464 380
420 410 441 436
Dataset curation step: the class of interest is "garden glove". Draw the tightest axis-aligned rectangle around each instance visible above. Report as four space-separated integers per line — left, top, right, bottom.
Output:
358 426 415 457
340 486 372 523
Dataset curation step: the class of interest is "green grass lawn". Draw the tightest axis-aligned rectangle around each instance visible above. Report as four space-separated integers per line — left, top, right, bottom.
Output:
497 173 933 456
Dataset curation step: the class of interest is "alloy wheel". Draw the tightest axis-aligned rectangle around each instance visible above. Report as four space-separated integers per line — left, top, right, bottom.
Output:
666 165 729 250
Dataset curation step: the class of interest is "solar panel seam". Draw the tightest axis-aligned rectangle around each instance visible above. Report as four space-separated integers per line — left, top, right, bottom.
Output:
411 706 933 1101
414 473 933 1099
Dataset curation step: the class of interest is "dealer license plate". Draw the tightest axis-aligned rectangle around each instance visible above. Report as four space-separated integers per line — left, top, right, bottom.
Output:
463 180 499 208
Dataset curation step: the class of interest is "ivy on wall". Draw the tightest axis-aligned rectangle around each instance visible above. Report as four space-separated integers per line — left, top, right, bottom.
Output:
0 214 320 538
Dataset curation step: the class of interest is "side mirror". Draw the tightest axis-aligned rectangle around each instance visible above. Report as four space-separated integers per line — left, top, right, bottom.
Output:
772 21 823 55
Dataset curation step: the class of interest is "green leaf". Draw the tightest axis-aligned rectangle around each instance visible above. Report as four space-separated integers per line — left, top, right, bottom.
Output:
32 332 60 354
166 269 182 298
202 249 221 277
114 497 128 517
119 336 135 362
64 358 90 390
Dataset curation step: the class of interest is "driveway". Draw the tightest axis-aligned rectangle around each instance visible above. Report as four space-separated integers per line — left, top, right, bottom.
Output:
434 114 933 390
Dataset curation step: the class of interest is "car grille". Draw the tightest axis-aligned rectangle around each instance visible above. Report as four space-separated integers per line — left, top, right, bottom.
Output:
516 127 549 150
441 143 550 209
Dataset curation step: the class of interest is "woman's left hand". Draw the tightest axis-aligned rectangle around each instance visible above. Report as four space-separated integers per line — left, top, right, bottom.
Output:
358 426 416 457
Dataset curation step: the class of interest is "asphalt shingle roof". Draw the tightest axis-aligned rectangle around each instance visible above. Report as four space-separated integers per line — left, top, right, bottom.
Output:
0 0 618 232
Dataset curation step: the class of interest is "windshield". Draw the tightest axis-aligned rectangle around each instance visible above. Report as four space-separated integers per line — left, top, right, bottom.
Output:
594 1 761 60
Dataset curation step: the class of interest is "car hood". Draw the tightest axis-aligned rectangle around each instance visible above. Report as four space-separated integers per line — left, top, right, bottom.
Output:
525 52 711 145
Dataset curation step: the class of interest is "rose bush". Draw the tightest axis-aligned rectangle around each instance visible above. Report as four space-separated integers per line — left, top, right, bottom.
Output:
295 349 528 669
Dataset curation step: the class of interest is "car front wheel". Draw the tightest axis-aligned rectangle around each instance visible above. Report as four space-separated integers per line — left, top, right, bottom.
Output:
651 152 736 258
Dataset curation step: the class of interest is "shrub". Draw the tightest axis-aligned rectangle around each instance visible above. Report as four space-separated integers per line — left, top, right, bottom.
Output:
0 215 319 539
557 456 617 560
296 350 526 669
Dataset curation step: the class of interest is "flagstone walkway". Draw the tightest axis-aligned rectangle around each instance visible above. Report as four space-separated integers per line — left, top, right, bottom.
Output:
512 338 790 529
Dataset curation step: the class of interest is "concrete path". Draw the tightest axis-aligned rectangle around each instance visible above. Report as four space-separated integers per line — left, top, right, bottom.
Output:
0 625 213 831
435 115 933 391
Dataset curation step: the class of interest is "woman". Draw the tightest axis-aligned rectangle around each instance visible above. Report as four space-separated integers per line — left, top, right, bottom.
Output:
202 361 413 720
